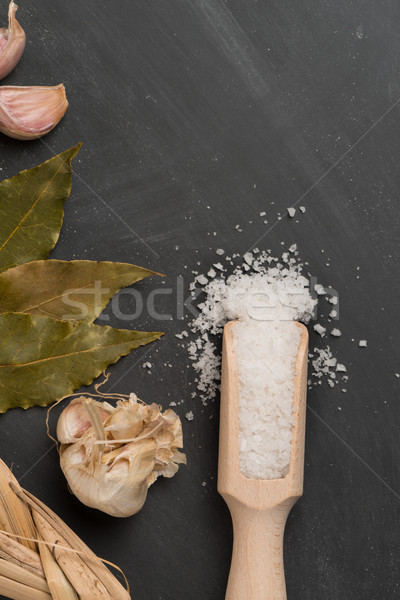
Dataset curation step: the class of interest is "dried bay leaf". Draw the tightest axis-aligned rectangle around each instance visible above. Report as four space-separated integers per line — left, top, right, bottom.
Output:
0 259 160 321
0 144 81 273
0 313 163 412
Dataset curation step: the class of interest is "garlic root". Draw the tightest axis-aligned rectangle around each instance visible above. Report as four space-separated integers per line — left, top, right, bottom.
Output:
57 394 187 517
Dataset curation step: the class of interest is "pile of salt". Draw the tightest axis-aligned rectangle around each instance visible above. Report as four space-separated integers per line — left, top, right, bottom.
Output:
234 320 302 479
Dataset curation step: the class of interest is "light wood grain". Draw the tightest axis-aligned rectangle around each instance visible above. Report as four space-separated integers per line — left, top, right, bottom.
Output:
218 320 308 600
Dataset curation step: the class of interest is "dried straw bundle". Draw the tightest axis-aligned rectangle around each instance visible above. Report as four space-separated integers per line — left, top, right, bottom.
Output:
0 459 130 600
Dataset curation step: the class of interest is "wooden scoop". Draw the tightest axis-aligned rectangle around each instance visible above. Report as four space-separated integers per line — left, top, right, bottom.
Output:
218 320 309 600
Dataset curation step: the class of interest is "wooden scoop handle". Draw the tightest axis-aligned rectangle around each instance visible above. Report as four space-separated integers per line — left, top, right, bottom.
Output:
225 500 293 600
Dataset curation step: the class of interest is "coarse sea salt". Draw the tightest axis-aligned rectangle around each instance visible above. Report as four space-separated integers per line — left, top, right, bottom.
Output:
185 247 347 416
234 320 302 479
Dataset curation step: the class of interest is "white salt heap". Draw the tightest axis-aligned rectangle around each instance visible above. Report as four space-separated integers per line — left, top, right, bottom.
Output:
185 246 348 409
234 320 302 479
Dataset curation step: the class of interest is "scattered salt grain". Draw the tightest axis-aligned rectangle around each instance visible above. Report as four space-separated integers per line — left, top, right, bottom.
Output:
259 211 266 217
185 411 194 421
314 284 325 296
310 346 346 387
330 328 341 337
287 207 296 217
216 249 225 255
336 363 347 372
314 324 326 336
243 252 253 266
196 275 208 286
359 340 367 347
299 206 306 213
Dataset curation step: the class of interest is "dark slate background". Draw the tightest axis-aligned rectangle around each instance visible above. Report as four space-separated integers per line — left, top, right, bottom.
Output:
0 0 399 598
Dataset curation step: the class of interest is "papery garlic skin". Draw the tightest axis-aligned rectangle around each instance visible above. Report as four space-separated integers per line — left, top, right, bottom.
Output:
0 2 26 81
0 84 68 140
57 395 187 517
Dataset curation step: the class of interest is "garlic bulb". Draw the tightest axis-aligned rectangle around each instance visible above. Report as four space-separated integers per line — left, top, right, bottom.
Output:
57 394 187 517
0 84 68 140
0 2 26 81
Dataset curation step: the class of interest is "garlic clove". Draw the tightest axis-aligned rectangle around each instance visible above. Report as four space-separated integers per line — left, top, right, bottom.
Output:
0 2 26 81
0 84 69 140
105 408 143 440
57 397 111 444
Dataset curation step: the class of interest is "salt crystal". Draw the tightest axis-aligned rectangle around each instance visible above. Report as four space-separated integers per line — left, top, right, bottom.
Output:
287 207 296 217
259 211 266 216
314 284 325 296
185 411 194 421
196 275 208 286
336 363 347 372
314 324 326 336
299 206 306 213
216 249 225 255
331 328 341 337
359 340 367 347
